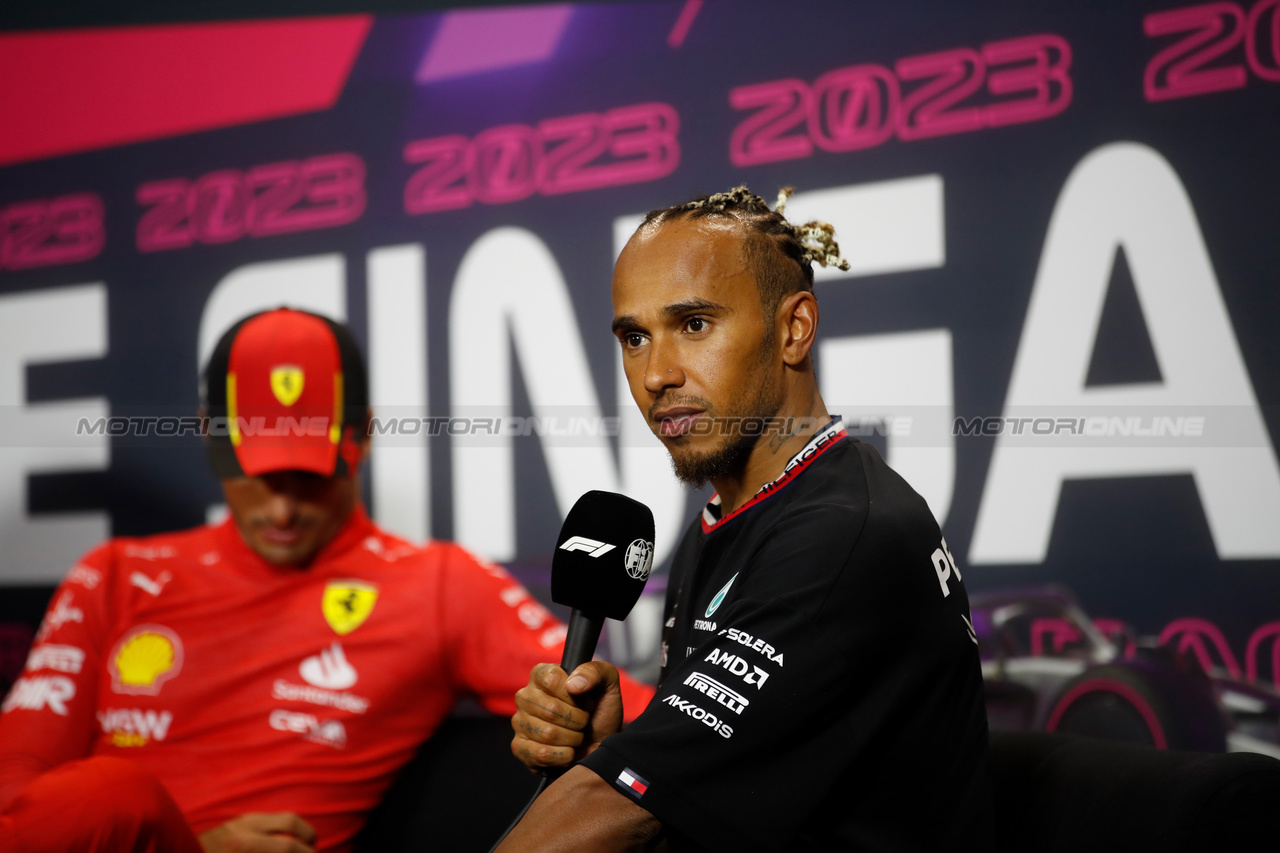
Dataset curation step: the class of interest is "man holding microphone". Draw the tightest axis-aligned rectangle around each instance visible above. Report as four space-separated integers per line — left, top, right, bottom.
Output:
504 187 993 851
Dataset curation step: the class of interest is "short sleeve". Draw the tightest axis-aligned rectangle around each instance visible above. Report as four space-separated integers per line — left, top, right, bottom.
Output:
437 545 654 719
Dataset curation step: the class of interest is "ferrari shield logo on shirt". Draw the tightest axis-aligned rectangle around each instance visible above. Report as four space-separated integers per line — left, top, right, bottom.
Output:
109 625 183 695
322 580 378 635
270 365 305 406
705 573 738 618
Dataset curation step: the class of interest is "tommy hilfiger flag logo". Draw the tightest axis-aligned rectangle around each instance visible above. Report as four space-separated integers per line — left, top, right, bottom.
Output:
617 768 649 799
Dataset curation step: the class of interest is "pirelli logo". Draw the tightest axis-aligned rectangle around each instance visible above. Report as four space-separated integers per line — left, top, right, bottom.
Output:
683 671 749 715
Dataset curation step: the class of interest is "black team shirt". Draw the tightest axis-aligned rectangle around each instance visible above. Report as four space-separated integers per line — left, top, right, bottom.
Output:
581 419 993 851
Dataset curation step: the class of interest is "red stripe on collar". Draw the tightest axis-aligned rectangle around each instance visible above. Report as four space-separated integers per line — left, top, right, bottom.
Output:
701 421 848 533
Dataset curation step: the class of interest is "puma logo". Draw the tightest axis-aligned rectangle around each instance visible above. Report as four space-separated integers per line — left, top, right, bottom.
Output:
129 571 172 597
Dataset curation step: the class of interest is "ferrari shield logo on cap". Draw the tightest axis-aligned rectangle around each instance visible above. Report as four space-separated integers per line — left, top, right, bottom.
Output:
270 365 305 407
322 580 378 635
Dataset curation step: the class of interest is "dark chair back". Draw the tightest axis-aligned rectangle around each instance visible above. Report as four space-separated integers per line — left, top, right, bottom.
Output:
989 730 1278 852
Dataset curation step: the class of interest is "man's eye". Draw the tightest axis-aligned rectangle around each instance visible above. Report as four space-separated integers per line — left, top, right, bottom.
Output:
685 317 707 333
623 333 645 348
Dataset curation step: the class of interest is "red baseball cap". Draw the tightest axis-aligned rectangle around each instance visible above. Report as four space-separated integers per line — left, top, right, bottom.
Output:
201 308 368 478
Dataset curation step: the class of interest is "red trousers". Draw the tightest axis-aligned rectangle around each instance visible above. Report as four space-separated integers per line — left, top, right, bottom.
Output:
0 756 202 853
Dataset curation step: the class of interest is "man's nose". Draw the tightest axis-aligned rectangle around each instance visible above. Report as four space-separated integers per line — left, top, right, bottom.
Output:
643 341 685 394
261 473 303 525
263 491 300 526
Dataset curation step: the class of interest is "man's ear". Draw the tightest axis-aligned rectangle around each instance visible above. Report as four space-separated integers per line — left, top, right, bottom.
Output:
777 291 819 367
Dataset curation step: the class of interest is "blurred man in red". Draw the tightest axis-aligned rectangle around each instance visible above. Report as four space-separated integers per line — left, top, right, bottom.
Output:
0 308 652 853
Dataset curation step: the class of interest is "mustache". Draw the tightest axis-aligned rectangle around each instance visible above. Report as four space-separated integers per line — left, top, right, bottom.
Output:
648 394 714 421
244 514 317 527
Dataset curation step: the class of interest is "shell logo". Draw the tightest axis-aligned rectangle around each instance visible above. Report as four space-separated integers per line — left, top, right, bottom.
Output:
109 625 183 695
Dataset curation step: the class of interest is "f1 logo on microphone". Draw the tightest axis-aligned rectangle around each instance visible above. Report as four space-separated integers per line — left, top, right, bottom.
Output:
559 536 616 557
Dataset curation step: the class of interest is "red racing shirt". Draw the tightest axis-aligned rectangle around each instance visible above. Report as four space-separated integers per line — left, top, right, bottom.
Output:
0 506 653 851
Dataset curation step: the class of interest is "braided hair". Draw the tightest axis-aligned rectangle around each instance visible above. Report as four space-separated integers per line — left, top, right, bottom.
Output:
640 185 850 322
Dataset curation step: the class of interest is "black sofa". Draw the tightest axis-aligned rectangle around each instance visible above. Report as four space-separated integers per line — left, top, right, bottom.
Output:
987 730 1277 851
353 719 1280 851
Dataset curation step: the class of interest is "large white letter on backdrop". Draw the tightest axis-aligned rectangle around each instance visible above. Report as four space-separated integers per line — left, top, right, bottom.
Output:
450 227 684 564
819 329 955 525
970 142 1280 564
0 284 109 582
785 177 954 525
367 244 430 542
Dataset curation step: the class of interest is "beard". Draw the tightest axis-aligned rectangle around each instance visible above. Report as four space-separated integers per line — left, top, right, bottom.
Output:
662 359 785 489
668 430 756 489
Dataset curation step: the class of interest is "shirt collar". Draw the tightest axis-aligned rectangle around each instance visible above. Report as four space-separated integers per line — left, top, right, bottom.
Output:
701 417 847 533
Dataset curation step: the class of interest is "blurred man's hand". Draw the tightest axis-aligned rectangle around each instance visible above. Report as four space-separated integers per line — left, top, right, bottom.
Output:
199 811 316 853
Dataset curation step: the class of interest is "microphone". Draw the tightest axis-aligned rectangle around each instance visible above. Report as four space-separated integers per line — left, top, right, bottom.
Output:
487 491 655 852
551 490 655 673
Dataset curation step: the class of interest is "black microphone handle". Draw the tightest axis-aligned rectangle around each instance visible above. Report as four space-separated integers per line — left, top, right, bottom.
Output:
560 608 605 672
484 608 609 852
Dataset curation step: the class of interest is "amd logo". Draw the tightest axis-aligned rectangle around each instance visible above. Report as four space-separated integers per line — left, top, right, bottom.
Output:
705 649 771 689
558 536 616 558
